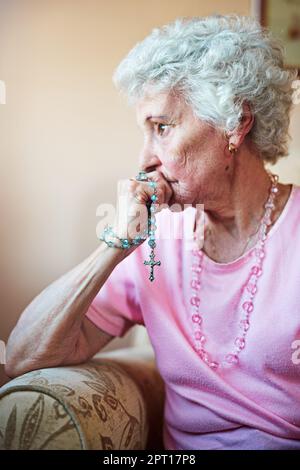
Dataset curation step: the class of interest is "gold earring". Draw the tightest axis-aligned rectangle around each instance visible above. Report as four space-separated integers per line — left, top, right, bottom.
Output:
224 130 237 154
228 143 238 154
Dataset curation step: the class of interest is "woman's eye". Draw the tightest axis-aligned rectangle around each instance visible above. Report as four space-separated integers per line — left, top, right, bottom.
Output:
155 123 169 136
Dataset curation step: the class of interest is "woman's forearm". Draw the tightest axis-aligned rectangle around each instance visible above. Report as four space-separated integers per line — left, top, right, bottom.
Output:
5 241 130 376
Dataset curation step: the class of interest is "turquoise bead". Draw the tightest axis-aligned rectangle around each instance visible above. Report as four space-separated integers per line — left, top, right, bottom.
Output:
151 194 157 202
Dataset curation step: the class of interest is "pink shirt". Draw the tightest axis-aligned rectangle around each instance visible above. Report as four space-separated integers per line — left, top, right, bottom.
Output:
86 184 300 450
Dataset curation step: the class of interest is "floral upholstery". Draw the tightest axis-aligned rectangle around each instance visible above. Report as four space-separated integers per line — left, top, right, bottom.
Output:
0 346 165 450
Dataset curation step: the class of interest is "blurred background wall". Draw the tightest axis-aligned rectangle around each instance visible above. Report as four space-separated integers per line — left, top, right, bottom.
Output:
0 0 299 386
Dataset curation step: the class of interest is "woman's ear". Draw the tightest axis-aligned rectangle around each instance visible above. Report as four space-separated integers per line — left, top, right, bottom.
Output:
228 101 254 148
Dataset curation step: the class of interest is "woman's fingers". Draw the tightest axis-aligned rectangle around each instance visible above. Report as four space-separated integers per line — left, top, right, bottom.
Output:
131 170 174 206
113 171 174 244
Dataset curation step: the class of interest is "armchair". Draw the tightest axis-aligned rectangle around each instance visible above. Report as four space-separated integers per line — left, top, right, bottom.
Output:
0 346 165 450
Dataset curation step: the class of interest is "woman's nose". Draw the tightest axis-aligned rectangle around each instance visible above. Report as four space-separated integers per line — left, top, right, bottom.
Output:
138 143 161 173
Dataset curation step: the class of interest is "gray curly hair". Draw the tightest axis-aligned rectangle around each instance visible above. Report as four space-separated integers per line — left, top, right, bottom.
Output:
113 15 297 164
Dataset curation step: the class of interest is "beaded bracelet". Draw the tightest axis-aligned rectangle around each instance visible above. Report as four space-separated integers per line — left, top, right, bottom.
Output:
99 225 148 249
99 172 161 282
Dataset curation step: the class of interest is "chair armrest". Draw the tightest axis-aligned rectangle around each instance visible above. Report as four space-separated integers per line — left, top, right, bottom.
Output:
0 346 165 450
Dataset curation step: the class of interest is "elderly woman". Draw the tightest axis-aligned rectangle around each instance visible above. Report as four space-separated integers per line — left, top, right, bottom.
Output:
5 15 300 450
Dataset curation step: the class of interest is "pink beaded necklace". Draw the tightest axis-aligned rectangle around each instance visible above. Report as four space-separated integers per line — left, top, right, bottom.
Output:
189 172 279 370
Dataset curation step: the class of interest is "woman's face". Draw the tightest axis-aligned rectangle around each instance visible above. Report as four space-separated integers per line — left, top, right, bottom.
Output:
135 90 230 208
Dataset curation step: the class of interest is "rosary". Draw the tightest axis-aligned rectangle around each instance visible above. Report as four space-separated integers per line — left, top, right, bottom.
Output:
99 171 161 281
